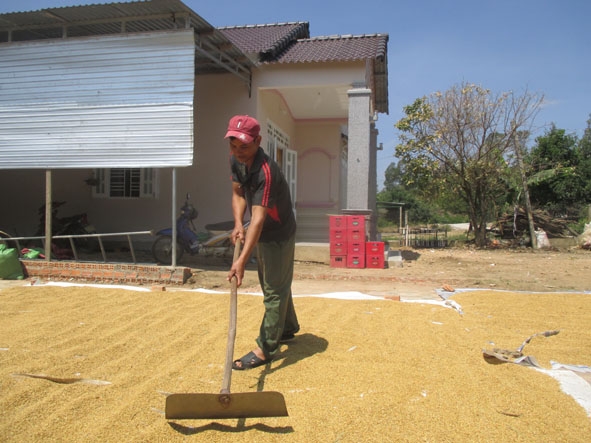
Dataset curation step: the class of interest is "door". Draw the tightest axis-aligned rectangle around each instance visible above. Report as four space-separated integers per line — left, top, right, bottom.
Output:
266 121 297 215
284 148 297 217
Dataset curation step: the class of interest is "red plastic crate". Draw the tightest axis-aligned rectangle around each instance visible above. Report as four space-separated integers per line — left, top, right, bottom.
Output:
347 228 366 242
347 215 366 230
366 253 385 269
347 254 365 269
329 229 347 242
347 242 364 255
330 241 348 255
329 215 348 229
366 241 385 255
330 255 347 268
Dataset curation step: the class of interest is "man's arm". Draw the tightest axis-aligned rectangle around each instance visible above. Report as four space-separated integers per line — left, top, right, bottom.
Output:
228 182 266 286
231 181 247 233
228 206 265 287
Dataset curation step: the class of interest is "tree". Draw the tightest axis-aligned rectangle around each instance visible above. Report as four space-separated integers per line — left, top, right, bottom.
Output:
383 162 404 191
395 82 544 247
527 125 581 215
576 115 591 207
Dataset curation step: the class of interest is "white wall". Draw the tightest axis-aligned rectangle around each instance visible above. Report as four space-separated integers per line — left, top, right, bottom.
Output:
185 73 258 230
255 62 366 89
295 122 343 209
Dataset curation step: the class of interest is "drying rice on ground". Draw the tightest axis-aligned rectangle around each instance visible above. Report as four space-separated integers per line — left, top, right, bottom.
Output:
1 284 590 442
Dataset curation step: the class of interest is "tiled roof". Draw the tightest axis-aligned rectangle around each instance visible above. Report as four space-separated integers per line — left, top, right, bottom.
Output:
219 22 310 62
219 23 388 65
220 24 389 113
275 34 388 64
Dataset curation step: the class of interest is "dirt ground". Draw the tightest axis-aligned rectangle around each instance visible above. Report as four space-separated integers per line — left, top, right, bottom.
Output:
186 246 591 299
1 246 590 442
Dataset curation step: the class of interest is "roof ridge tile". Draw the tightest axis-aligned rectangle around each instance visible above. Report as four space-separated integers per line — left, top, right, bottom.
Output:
219 22 308 30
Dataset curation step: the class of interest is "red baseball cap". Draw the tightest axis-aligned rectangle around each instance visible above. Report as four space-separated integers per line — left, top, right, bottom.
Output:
225 115 260 144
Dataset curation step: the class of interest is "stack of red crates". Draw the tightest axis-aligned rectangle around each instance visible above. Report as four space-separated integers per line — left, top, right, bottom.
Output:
346 215 366 268
365 240 385 269
329 215 385 269
329 215 348 268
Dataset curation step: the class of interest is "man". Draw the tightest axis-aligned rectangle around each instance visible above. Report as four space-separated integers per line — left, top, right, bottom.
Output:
225 115 300 370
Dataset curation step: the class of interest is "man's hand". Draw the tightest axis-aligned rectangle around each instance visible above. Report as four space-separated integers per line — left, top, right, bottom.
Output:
227 205 265 288
227 258 245 287
231 225 245 246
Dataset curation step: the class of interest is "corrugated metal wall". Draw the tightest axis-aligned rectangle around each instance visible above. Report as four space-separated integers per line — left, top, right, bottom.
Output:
0 29 195 169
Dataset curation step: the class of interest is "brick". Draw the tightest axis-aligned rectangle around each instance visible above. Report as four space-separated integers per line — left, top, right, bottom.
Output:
19 259 190 285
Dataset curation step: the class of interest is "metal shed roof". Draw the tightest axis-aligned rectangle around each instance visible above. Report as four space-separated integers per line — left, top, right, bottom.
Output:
0 0 253 84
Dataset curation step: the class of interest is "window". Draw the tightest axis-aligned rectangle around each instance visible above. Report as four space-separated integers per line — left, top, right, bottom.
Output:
265 121 297 212
266 121 290 167
92 168 158 199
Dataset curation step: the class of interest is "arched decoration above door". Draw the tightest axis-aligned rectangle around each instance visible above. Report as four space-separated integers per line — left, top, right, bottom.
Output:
298 147 336 208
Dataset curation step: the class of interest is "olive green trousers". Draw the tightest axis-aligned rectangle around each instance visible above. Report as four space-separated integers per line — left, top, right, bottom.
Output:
255 232 300 359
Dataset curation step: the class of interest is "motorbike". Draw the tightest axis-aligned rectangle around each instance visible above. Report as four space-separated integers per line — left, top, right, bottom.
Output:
0 230 18 250
35 201 97 256
36 201 95 238
0 202 96 260
151 194 246 265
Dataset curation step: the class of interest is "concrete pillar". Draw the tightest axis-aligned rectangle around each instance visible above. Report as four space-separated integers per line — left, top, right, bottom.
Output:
368 123 378 240
346 86 371 211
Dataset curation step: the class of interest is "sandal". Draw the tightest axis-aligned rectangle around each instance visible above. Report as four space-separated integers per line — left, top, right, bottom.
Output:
232 351 268 370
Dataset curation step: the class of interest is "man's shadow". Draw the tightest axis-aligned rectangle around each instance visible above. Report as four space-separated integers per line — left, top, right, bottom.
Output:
270 333 329 372
168 333 328 435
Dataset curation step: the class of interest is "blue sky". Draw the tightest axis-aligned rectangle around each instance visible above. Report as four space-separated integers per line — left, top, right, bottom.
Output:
2 0 590 187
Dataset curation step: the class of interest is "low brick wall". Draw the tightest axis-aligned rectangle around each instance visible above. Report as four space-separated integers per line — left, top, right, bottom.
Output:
20 259 191 285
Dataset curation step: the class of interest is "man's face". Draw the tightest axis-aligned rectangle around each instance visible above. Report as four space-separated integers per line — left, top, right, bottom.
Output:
229 136 260 165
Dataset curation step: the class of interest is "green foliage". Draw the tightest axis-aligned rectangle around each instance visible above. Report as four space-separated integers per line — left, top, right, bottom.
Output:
378 187 435 224
383 162 404 190
526 122 591 215
377 185 469 226
382 82 590 247
577 115 591 200
393 82 544 247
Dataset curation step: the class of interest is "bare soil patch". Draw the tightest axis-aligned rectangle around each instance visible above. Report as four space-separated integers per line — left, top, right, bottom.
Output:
186 247 591 299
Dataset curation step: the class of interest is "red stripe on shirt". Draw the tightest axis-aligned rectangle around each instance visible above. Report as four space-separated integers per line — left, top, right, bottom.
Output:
261 160 271 207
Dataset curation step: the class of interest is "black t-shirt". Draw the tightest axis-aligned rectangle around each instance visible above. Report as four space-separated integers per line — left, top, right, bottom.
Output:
230 148 296 242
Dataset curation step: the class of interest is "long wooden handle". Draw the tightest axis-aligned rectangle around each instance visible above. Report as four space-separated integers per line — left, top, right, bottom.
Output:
220 240 242 394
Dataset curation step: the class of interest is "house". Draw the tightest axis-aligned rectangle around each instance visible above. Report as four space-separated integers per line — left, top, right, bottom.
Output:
0 0 389 252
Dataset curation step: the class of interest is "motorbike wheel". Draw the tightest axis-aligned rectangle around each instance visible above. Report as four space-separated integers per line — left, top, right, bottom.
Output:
152 235 184 265
0 230 18 250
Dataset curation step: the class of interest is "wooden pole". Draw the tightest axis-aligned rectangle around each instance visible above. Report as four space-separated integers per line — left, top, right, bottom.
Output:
513 132 537 249
171 168 177 267
45 170 52 261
